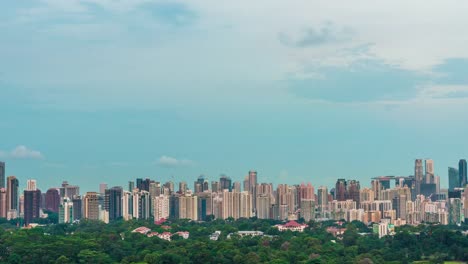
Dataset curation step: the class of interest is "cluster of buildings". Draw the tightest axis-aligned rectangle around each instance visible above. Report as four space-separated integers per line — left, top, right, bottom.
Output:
0 159 468 229
131 226 189 241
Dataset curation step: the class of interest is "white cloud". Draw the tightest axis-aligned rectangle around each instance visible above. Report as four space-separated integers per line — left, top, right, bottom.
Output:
0 145 45 160
156 155 195 168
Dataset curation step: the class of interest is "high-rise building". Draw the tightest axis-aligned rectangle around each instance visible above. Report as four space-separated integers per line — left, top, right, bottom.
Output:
128 181 135 192
45 188 60 213
179 182 187 194
415 159 423 195
99 183 108 195
449 198 463 225
59 181 80 198
132 190 150 219
59 197 74 224
0 162 5 189
197 192 212 221
72 196 82 220
371 180 381 200
459 159 467 188
211 181 220 193
425 159 434 184
448 167 459 191
232 182 241 193
136 178 151 192
300 199 315 222
24 189 41 225
359 188 375 203
194 175 205 194
240 191 252 218
300 183 315 200
179 194 198 220
219 175 232 192
6 176 19 213
83 192 100 220
26 179 37 191
149 182 161 197
122 191 133 220
256 194 271 219
0 188 7 218
392 194 407 220
105 186 123 221
163 181 174 194
248 170 257 213
335 179 347 201
347 180 360 206
317 186 328 215
153 194 170 221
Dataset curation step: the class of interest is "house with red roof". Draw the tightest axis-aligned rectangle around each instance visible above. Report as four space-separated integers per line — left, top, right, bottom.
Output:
132 226 151 235
275 221 308 232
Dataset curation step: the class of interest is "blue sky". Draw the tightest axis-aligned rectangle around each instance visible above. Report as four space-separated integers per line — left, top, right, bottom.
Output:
1 0 468 192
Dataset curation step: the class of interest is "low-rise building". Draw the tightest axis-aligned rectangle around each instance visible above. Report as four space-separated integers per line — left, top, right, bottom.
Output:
275 220 308 232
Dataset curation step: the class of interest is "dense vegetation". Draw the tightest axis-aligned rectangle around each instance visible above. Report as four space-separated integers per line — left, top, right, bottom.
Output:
0 217 467 263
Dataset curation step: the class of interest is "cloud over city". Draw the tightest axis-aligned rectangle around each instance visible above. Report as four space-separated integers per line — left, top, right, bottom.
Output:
0 145 45 160
156 155 195 168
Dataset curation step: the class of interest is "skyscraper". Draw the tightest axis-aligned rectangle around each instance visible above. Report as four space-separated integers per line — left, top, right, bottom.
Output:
194 175 205 194
24 189 41 225
335 179 347 201
0 188 7 218
415 159 423 195
0 162 5 189
72 196 82 220
211 181 220 193
45 188 61 213
105 186 123 221
128 181 135 192
179 194 198 220
26 179 37 191
99 183 108 195
179 181 187 194
153 194 170 221
459 159 467 188
59 181 80 198
122 191 133 220
347 180 360 206
136 178 151 192
6 176 19 212
84 192 100 220
219 175 232 192
248 170 257 213
59 197 74 224
317 186 328 215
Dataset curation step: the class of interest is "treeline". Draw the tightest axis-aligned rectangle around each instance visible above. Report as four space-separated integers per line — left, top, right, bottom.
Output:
0 217 467 263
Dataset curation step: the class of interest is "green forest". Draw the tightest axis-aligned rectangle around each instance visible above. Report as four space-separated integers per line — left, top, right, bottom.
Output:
0 217 467 264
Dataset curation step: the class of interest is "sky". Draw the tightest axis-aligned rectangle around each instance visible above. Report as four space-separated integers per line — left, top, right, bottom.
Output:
1 0 468 193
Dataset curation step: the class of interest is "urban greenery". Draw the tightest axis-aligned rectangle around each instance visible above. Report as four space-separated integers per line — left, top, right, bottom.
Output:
0 218 467 263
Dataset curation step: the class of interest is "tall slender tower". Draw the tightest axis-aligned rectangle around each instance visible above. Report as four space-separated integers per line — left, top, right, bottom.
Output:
0 162 5 189
459 159 467 188
83 192 99 220
425 159 434 184
6 176 19 212
0 188 7 218
335 179 347 201
105 186 123 221
45 188 61 213
448 167 459 191
24 189 41 225
248 170 257 213
415 159 423 195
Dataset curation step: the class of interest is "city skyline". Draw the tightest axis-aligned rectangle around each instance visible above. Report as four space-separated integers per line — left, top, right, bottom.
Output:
1 158 467 195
